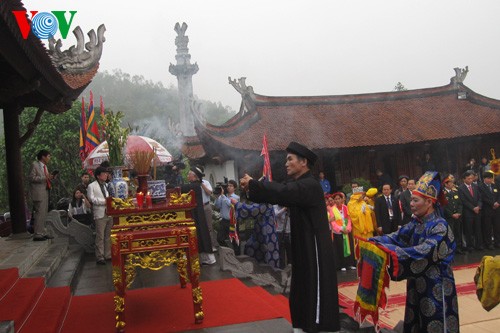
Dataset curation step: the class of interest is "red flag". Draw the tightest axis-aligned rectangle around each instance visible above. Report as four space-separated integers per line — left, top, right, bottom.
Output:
100 95 105 117
79 97 87 162
261 134 272 181
85 91 100 155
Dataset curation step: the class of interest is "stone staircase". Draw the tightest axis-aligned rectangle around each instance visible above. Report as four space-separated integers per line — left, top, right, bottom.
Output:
0 219 87 333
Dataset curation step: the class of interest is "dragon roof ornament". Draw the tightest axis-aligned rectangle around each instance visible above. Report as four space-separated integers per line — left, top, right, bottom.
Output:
48 24 106 74
451 66 468 84
228 76 256 115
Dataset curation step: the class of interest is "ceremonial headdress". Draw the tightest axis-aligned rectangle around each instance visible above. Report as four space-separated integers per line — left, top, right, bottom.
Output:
365 188 378 198
286 142 318 165
331 192 345 199
352 186 365 194
412 171 443 203
442 175 452 184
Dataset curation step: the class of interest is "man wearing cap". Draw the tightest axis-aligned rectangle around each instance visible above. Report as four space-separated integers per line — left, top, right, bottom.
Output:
240 142 340 333
443 176 465 254
368 171 459 333
87 166 112 265
187 166 217 265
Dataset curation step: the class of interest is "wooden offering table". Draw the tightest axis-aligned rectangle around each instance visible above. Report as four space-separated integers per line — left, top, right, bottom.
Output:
106 189 204 332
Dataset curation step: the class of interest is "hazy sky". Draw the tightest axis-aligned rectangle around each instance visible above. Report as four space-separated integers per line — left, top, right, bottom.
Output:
25 0 500 111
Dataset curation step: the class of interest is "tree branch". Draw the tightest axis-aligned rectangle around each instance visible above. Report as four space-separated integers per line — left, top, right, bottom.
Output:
19 108 44 146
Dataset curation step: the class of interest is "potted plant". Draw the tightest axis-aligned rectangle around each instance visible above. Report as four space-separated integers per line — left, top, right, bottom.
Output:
99 110 130 198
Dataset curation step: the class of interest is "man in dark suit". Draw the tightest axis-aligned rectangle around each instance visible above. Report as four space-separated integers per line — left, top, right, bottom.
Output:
443 176 465 254
478 172 500 250
400 178 415 225
458 170 483 251
375 183 402 235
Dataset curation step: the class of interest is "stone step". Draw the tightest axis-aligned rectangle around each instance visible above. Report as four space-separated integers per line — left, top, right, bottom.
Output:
23 240 69 280
0 234 51 277
46 245 86 292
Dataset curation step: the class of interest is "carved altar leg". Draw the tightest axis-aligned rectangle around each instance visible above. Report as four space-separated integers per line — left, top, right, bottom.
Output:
188 227 204 324
111 237 127 332
176 251 188 288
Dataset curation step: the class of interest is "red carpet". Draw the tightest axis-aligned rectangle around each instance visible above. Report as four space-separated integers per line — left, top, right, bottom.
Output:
0 267 18 299
0 277 45 327
61 278 290 332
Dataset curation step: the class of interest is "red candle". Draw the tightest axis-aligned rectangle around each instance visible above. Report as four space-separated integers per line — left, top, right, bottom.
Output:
146 192 152 208
136 192 144 208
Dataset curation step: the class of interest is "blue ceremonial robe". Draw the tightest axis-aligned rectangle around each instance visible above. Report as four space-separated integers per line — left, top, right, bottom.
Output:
236 202 280 268
370 212 460 333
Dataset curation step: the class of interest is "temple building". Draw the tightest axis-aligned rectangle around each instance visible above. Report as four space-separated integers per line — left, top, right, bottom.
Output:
181 67 500 188
1 0 105 232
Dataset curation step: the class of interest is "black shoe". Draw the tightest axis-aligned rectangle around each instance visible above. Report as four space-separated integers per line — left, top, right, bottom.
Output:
465 247 474 253
476 246 484 251
96 259 106 265
33 236 47 241
43 235 54 239
455 249 465 255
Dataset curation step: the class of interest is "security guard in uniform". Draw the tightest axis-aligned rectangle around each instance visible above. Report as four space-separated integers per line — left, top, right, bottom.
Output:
443 176 465 254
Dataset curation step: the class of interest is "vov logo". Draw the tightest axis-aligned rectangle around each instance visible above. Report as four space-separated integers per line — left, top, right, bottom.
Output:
12 10 77 40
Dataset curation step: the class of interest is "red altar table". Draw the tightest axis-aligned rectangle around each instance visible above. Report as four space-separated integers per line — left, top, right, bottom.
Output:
106 189 204 332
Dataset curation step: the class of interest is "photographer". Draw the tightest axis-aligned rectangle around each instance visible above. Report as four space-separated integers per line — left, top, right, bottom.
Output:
165 161 185 187
214 180 240 254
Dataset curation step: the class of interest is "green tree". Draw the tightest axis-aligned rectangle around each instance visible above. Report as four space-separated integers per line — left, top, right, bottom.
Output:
21 104 83 205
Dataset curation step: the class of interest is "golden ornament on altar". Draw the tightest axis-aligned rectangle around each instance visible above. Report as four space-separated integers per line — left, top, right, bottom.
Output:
490 148 500 175
168 192 192 205
111 197 135 209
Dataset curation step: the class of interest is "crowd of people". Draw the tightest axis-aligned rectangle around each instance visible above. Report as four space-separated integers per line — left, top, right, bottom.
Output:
26 146 499 332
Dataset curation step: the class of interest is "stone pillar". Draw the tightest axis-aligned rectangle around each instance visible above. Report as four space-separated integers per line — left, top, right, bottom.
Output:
169 22 199 137
3 105 27 233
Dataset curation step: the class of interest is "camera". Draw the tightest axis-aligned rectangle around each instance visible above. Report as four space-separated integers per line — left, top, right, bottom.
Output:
213 182 228 196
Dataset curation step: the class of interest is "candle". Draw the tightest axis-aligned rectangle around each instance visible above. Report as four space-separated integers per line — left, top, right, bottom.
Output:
153 147 157 180
136 192 144 208
146 192 152 208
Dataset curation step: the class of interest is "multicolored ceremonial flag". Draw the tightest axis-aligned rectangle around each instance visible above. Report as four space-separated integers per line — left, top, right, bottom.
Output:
261 133 272 181
79 97 87 162
353 238 399 331
85 91 100 155
229 204 239 246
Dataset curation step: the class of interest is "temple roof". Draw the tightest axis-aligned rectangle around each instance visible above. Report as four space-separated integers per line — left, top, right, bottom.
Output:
192 81 500 157
0 0 104 113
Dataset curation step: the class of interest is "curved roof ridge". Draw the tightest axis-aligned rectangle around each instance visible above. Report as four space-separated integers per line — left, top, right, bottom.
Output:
252 83 456 105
